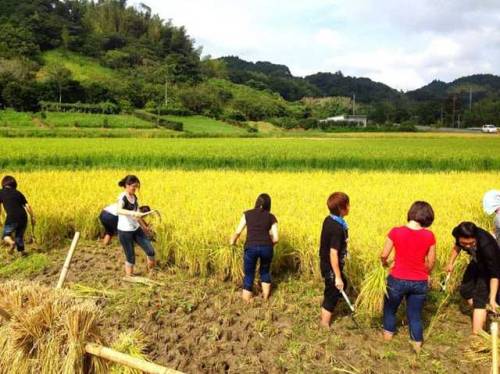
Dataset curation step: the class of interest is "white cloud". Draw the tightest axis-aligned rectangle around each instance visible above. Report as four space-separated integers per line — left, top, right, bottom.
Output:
143 0 500 90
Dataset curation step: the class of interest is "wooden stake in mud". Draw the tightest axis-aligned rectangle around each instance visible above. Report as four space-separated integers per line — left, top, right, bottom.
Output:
492 322 499 374
85 343 183 374
56 232 80 289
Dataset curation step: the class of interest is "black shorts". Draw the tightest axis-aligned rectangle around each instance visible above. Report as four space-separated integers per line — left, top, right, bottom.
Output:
322 271 347 313
99 210 118 236
460 262 499 309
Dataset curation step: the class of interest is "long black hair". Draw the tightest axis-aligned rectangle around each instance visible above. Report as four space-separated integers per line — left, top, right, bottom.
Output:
118 175 140 188
254 193 271 212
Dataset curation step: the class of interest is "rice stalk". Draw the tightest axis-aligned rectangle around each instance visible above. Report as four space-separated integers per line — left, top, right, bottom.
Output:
110 330 149 374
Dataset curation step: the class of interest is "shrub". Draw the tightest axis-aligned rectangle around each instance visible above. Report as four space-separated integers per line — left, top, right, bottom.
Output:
132 110 183 131
39 101 120 114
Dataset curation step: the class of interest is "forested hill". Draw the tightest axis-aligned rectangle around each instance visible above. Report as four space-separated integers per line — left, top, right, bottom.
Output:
1 0 500 128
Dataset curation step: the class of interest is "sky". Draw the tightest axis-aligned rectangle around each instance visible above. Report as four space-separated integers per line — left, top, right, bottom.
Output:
142 0 500 91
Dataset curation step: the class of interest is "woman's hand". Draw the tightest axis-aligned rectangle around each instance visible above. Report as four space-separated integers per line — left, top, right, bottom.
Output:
445 263 454 274
380 256 389 268
490 299 499 314
335 276 344 290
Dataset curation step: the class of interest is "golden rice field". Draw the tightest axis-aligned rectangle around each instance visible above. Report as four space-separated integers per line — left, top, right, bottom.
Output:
7 169 497 317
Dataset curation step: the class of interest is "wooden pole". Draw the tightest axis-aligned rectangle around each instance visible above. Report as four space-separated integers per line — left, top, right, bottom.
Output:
56 232 80 289
85 343 183 374
492 322 499 374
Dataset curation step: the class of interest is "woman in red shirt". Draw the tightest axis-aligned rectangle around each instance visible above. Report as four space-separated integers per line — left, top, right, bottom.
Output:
380 201 436 352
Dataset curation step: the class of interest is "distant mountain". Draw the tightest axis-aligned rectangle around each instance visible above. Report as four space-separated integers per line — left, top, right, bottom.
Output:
220 56 404 103
304 71 401 103
407 74 500 102
219 56 320 101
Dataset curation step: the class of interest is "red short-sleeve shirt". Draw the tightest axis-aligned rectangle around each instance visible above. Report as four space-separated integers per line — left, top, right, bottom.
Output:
389 226 436 281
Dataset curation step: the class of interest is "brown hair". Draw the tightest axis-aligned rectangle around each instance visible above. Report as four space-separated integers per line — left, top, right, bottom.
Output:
327 192 350 215
407 201 434 228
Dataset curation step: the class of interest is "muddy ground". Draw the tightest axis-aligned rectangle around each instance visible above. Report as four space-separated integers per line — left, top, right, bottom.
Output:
0 242 491 373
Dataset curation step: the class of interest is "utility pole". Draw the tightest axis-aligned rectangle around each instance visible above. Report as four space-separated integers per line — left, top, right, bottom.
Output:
164 65 169 107
469 87 472 111
440 105 444 127
452 95 456 128
352 93 356 115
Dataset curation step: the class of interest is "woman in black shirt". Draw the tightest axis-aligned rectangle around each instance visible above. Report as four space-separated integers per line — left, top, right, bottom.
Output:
230 193 279 302
0 175 35 254
319 192 350 328
445 221 500 333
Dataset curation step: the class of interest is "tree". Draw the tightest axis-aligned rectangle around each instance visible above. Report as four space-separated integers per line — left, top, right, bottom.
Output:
44 63 72 105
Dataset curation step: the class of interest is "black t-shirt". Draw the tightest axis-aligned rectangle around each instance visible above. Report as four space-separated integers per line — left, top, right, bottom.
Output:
458 227 500 279
0 188 28 225
244 208 277 247
319 216 348 277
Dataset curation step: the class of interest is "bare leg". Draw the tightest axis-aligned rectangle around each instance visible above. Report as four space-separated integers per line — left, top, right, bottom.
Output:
383 331 394 341
3 236 15 253
242 289 253 303
472 308 487 334
320 307 332 328
102 234 112 246
147 258 156 274
410 341 422 354
125 263 134 277
262 282 271 300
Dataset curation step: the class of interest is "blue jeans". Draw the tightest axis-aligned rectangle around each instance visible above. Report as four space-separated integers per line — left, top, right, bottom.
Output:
2 221 27 251
243 245 273 291
118 228 155 266
383 275 428 342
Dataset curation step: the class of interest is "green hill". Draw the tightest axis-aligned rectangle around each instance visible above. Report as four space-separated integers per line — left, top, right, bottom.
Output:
38 50 124 86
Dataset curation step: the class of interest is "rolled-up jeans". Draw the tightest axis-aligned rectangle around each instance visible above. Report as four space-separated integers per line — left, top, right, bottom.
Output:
243 245 273 291
383 275 428 342
2 221 27 251
118 228 155 266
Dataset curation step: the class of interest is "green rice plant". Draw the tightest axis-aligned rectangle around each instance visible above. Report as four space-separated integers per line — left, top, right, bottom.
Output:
0 253 50 278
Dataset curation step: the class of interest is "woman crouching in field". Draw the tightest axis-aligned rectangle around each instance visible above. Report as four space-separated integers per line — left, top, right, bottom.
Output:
0 175 35 255
116 175 156 276
230 193 278 302
319 192 350 328
445 221 500 334
380 201 436 352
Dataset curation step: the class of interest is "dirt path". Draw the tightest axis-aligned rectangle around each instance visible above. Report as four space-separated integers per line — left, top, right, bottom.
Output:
1 242 490 373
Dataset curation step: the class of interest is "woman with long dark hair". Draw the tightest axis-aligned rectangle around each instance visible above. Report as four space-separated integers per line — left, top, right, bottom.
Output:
230 193 279 302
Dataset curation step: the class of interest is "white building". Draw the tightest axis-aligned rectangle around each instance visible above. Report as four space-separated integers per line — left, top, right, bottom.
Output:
319 114 368 127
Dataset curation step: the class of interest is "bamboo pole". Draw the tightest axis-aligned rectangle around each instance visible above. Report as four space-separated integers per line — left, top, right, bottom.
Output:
85 343 183 374
492 322 498 374
56 232 80 289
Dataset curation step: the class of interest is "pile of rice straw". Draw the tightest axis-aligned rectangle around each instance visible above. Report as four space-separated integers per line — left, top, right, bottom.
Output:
0 280 108 374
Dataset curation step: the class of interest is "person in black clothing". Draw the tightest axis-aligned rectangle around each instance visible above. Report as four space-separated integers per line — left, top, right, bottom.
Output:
0 176 35 254
230 193 279 302
320 192 350 328
445 221 500 334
